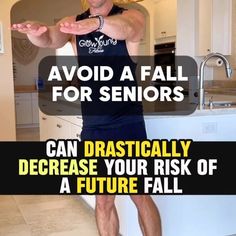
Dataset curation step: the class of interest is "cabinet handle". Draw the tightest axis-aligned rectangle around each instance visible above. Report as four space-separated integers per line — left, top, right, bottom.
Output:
207 49 211 52
42 117 47 120
57 124 62 128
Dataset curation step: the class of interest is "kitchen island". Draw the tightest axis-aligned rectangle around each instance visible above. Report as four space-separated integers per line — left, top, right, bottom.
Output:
145 105 236 141
115 105 236 236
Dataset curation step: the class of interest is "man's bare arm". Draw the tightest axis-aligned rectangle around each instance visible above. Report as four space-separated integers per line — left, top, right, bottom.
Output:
11 16 75 48
101 9 145 42
60 9 145 43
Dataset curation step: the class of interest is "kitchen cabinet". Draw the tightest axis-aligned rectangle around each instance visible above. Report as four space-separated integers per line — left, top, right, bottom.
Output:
51 116 71 140
39 111 53 141
154 0 177 41
40 115 72 140
32 92 39 124
39 112 83 141
15 92 39 126
143 109 236 235
70 123 82 141
69 117 83 141
195 0 232 56
15 93 32 125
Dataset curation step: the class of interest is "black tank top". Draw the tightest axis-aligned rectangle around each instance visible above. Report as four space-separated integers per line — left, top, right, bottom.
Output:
76 5 144 129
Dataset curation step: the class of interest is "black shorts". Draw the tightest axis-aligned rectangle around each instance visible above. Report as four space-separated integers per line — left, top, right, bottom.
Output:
81 121 147 141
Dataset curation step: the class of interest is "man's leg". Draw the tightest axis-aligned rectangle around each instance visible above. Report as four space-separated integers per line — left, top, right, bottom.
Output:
95 195 119 236
130 195 162 236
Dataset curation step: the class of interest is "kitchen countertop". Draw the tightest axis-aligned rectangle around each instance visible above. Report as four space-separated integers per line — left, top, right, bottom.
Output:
39 91 81 116
205 87 236 95
16 85 235 117
144 89 236 118
193 106 236 116
14 85 38 93
144 105 236 119
144 106 236 120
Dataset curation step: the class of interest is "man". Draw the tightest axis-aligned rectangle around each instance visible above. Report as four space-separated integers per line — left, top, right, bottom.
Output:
12 0 162 235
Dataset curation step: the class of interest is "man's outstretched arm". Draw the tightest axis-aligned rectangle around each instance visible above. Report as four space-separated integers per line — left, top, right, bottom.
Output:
101 9 145 42
11 16 75 48
60 9 145 42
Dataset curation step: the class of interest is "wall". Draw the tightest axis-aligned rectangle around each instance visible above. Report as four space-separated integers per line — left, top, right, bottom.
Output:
138 0 155 55
0 0 17 141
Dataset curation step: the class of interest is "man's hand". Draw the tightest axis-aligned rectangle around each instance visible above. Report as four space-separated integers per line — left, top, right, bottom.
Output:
11 22 48 37
11 18 74 49
59 18 99 35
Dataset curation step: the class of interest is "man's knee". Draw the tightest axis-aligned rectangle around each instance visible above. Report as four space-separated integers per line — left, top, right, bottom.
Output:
96 195 116 212
130 195 152 207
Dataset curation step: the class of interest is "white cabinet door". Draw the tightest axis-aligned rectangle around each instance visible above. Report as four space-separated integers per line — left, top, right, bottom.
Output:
15 100 32 125
32 92 39 124
40 113 83 141
212 0 232 55
196 0 212 56
15 92 40 126
70 123 82 141
39 111 53 141
154 0 177 40
15 93 32 125
60 116 83 127
51 116 71 140
40 114 71 140
196 0 232 56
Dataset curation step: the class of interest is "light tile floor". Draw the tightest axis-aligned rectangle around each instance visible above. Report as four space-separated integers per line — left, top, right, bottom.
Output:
2 128 99 236
0 195 99 236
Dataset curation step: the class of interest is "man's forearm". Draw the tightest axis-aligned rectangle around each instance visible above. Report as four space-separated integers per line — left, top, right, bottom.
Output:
101 15 134 40
28 26 70 49
27 30 51 48
100 10 145 42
